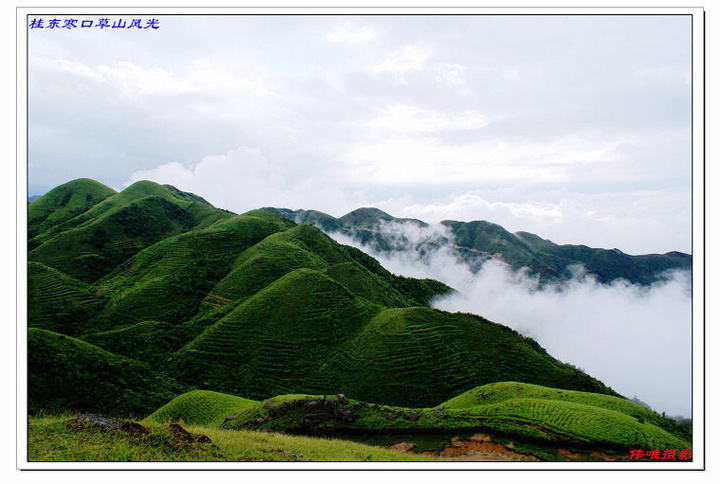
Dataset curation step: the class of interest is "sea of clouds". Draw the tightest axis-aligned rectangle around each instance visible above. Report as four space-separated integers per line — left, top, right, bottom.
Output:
327 221 692 418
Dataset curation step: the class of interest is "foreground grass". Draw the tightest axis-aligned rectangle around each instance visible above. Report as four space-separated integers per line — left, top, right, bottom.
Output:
28 415 437 462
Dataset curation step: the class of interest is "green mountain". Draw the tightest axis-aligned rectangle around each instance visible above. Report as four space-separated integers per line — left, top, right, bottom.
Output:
28 178 116 239
26 178 688 459
268 207 691 285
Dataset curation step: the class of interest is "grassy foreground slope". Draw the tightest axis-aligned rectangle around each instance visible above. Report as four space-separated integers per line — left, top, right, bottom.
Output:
29 415 434 462
146 383 689 452
144 390 258 427
443 382 691 443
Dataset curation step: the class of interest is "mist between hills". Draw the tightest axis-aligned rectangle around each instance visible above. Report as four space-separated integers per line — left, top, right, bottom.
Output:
326 221 692 418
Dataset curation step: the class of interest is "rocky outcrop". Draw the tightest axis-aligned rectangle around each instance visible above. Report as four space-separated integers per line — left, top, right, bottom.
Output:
167 423 212 443
70 414 149 435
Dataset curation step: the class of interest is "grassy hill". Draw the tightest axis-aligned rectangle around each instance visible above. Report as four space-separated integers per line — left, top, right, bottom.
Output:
28 179 617 412
80 321 187 368
146 383 690 452
92 213 294 329
315 308 613 407
28 178 116 240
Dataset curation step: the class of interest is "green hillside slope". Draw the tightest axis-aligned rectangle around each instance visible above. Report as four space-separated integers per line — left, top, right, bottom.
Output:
28 261 105 335
80 321 186 368
92 213 293 329
316 307 613 407
169 272 613 407
443 382 690 441
144 390 258 427
210 224 446 309
168 268 383 397
28 328 180 415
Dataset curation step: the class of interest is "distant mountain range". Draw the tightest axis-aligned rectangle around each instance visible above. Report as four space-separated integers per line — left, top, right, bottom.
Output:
267 207 691 285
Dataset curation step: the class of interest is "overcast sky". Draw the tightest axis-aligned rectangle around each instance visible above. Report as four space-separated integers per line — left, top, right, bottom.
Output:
28 14 692 254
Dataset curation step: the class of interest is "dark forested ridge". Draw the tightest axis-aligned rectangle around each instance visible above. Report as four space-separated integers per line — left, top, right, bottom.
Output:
268 207 691 285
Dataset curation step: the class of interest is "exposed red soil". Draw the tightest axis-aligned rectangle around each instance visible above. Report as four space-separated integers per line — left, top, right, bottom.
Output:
391 433 536 462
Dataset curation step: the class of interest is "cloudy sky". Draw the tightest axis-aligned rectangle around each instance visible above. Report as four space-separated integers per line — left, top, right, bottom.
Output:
28 14 692 255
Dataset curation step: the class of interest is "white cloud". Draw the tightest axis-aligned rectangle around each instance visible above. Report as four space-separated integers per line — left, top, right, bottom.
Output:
372 44 430 73
30 15 691 256
342 135 630 187
327 24 376 44
30 55 103 82
366 105 488 133
127 147 358 216
435 260 692 417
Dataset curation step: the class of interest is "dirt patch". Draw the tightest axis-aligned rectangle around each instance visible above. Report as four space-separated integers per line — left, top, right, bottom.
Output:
590 450 620 461
386 433 536 462
558 448 584 459
390 442 417 453
430 434 536 461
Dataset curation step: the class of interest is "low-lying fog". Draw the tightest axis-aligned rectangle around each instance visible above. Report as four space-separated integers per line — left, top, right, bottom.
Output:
327 222 692 418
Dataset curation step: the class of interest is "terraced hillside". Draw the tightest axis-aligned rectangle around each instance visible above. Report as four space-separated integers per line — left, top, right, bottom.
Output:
167 266 612 406
28 261 106 336
29 178 663 454
146 383 690 452
268 207 691 284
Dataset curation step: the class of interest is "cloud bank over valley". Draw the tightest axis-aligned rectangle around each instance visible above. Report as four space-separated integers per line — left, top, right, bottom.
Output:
328 222 692 417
